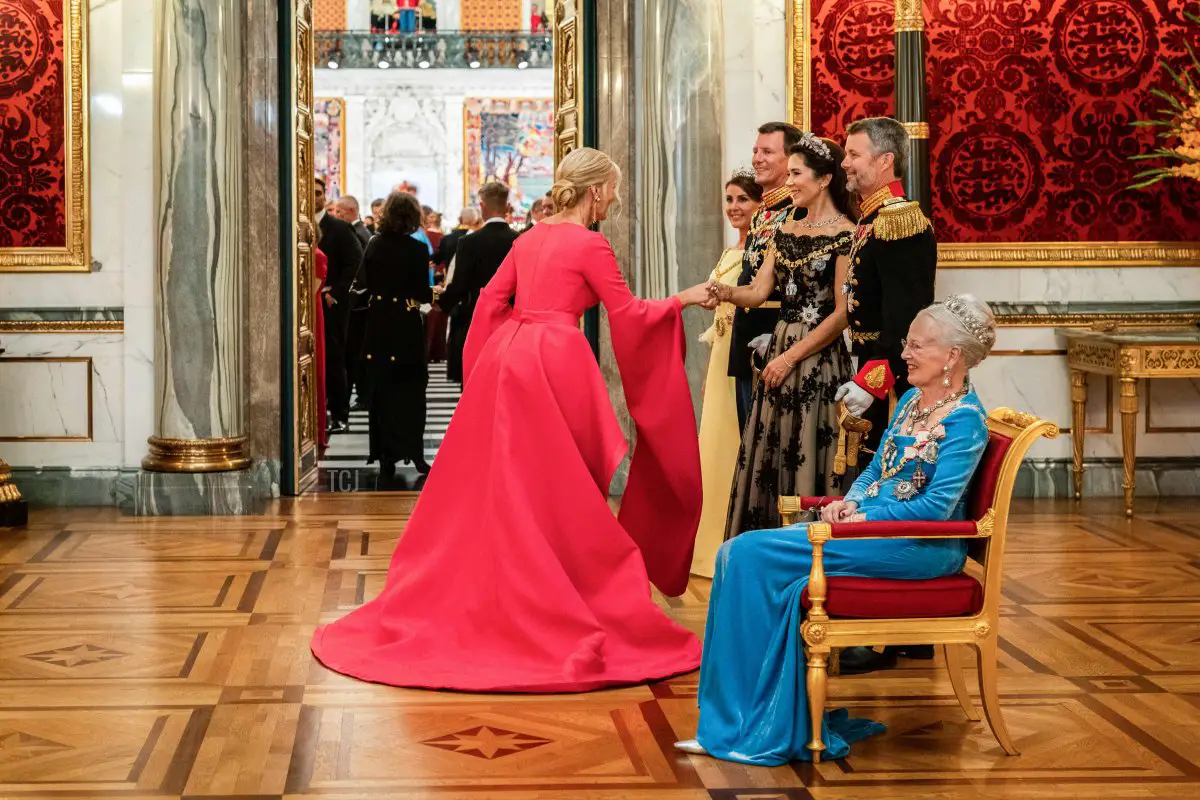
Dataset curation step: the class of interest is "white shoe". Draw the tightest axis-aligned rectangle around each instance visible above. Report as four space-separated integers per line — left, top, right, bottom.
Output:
673 739 708 756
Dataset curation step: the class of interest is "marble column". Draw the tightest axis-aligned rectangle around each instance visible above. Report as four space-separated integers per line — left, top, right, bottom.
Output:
245 0 283 492
636 0 725 411
138 0 262 513
597 0 638 493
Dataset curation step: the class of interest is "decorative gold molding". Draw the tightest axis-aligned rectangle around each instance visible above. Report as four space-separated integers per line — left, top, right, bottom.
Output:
988 349 1067 357
997 312 1200 328
553 0 584 163
288 0 319 494
0 357 93 441
938 241 1200 268
0 320 123 334
142 435 251 472
902 121 930 139
974 508 995 537
785 2 1200 268
786 0 810 130
894 0 925 31
0 0 91 273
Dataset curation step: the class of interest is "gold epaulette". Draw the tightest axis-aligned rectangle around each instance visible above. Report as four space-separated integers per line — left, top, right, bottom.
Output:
874 200 931 241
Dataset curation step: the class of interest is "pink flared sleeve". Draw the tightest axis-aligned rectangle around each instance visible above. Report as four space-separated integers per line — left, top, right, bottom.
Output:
462 250 517 381
584 235 702 597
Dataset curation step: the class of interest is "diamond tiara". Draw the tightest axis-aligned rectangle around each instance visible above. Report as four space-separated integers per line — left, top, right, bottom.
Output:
796 131 832 161
730 166 756 181
942 295 992 347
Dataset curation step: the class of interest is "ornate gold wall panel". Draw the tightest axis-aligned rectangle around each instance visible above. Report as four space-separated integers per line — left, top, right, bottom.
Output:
0 0 91 272
552 0 583 163
289 0 319 492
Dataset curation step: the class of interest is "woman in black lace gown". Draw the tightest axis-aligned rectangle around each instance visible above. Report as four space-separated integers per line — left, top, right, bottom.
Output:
709 135 858 536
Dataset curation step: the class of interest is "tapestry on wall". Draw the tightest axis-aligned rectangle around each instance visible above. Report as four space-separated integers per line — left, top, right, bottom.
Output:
0 0 89 271
807 0 1200 245
314 98 346 201
461 0 521 31
463 98 554 221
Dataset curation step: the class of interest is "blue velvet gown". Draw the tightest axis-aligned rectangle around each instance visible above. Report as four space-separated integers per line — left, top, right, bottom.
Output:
695 388 989 765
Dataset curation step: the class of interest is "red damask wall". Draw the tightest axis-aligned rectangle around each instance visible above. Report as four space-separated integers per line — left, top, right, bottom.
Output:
0 0 67 249
810 0 1200 244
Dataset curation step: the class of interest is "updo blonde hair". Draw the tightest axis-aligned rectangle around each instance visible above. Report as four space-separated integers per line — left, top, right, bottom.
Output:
918 294 997 368
550 147 619 211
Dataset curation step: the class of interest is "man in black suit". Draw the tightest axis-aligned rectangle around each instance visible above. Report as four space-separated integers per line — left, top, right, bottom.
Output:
435 207 481 268
439 183 518 384
316 176 365 433
334 195 372 246
333 195 372 408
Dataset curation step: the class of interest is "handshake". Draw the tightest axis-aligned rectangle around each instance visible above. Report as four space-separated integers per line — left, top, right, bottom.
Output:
675 280 736 311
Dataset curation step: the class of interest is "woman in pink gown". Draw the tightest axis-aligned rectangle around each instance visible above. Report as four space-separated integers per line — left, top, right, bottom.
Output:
311 148 715 692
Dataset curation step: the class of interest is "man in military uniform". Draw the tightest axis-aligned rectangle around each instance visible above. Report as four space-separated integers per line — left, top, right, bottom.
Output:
835 116 937 452
728 122 804 430
834 116 938 675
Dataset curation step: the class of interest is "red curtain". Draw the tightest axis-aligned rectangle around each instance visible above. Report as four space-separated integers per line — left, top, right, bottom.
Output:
809 0 1200 244
0 0 67 249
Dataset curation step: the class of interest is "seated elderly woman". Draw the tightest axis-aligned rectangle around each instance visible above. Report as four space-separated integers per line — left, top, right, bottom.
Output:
676 294 997 766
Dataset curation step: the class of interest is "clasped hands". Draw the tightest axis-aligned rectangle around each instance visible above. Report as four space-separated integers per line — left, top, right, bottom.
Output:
820 499 865 524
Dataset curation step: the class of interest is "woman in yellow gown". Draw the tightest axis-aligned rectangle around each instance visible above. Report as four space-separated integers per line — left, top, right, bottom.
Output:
692 171 764 577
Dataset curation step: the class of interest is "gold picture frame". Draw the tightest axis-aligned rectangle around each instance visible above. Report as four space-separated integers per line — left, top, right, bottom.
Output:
0 0 91 273
785 0 1200 268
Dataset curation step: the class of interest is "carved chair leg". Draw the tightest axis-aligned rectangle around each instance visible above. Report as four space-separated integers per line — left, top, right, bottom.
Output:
976 639 1019 755
943 644 980 722
806 646 830 763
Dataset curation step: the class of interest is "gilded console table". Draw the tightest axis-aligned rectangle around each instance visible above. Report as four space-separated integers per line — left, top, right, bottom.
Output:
1060 328 1200 517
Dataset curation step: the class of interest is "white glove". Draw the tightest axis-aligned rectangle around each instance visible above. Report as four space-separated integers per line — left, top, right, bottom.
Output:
835 381 874 417
748 334 773 359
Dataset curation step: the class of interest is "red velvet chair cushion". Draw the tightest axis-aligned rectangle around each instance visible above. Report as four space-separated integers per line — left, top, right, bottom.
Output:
968 431 1013 521
801 574 984 619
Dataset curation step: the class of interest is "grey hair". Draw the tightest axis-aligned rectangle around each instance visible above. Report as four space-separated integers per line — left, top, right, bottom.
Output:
459 207 481 225
336 195 361 214
917 294 996 368
846 117 909 181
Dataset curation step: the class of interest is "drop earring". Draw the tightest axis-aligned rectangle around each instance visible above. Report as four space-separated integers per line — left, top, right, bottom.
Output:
942 364 952 388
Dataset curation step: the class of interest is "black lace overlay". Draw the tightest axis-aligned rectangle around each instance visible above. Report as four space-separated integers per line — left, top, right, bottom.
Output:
725 231 854 537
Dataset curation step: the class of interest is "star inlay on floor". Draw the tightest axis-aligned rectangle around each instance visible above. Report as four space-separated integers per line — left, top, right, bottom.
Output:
0 495 1198 799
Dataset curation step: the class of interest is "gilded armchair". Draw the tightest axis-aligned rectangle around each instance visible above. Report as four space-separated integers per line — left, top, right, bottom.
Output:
778 407 1058 762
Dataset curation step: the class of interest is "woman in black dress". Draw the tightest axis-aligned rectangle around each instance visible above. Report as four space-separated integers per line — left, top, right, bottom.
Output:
362 191 434 479
709 135 859 535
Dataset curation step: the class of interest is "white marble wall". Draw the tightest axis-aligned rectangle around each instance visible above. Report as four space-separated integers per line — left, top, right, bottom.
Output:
314 68 553 224
721 0 788 245
0 0 157 473
936 269 1200 461
0 334 125 468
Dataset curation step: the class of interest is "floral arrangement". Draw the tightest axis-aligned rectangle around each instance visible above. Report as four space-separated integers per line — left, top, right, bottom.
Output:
1130 12 1200 188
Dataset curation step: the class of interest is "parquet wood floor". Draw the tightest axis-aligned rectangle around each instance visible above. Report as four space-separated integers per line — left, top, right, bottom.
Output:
2 496 1199 799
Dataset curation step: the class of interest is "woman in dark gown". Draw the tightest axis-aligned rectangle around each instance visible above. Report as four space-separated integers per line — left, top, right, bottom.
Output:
710 135 858 535
362 191 434 479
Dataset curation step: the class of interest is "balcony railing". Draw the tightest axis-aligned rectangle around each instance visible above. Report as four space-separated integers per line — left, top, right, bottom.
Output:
315 30 553 70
